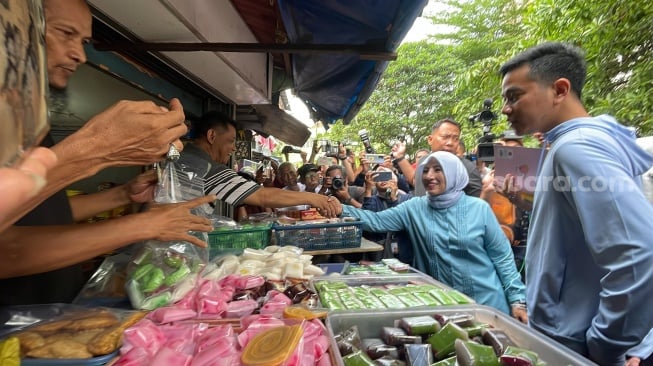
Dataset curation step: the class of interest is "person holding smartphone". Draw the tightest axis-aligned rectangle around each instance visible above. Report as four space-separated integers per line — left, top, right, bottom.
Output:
360 167 413 261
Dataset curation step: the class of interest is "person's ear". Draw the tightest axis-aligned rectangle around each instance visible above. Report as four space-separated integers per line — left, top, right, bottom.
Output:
207 129 216 145
552 78 571 101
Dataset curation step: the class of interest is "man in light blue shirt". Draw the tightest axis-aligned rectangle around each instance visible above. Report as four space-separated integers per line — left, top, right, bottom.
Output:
499 42 653 365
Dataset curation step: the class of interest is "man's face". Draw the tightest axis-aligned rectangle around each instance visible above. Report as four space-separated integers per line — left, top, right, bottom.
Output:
501 65 555 135
44 0 92 89
421 161 446 196
277 165 298 187
324 168 343 188
301 170 320 189
427 122 460 154
210 124 236 164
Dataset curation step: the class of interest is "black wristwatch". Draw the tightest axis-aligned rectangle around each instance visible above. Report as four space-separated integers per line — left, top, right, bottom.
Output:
392 156 404 165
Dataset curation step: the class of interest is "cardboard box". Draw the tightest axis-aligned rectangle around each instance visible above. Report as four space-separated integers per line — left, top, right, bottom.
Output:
300 208 325 220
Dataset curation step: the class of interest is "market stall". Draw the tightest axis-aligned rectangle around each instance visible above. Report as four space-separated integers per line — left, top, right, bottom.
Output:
0 0 602 364
0 217 598 365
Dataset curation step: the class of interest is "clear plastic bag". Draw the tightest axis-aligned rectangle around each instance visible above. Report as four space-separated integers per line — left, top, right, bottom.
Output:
73 253 132 308
125 159 211 310
0 303 146 360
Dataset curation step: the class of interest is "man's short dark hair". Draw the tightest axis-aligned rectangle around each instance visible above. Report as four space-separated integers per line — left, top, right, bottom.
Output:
191 110 237 140
325 165 343 177
499 42 587 99
431 118 461 133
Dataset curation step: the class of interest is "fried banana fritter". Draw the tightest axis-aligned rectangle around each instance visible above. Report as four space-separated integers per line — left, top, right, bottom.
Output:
13 331 45 353
26 339 93 359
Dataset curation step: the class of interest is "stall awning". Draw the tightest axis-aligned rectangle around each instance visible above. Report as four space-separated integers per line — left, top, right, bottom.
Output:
277 0 428 124
236 105 311 147
90 0 427 130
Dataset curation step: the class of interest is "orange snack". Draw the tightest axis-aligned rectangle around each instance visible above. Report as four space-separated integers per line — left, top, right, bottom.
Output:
283 306 328 320
241 325 303 366
300 208 325 221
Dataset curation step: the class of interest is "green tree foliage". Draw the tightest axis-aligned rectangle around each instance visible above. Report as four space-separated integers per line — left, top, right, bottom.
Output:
324 42 466 156
524 0 653 133
323 0 653 156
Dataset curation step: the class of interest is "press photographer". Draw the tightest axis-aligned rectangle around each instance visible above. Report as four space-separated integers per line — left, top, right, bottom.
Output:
318 165 365 208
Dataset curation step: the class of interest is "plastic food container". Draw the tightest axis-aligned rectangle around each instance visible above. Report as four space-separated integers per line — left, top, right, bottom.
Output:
318 262 423 276
275 205 310 220
21 351 118 366
326 305 597 366
272 220 363 250
312 274 475 304
207 223 272 258
312 274 440 286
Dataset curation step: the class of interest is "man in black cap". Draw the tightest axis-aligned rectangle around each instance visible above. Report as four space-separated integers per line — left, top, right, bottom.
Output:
297 163 322 193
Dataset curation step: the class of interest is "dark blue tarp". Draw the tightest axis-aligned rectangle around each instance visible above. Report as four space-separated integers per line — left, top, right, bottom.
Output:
278 0 428 124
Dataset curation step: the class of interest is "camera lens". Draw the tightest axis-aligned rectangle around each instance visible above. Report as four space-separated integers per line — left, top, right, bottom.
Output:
332 177 345 190
479 110 495 123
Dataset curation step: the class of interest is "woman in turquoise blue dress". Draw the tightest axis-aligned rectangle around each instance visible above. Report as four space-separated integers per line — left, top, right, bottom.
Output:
342 151 527 321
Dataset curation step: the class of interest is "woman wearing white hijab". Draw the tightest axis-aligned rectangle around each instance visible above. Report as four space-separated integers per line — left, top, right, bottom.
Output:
341 151 527 321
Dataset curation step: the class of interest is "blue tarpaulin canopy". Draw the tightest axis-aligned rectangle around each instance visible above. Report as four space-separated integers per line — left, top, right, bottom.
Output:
277 0 428 125
90 0 428 131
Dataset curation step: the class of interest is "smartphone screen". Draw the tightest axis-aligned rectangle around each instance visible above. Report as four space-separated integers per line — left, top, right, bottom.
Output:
317 156 332 166
367 154 385 164
373 171 393 182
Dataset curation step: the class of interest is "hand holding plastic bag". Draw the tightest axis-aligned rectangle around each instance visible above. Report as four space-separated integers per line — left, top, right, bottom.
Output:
126 157 213 310
140 196 215 248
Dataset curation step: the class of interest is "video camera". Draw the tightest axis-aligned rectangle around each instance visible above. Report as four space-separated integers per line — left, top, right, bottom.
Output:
320 140 340 158
469 99 498 162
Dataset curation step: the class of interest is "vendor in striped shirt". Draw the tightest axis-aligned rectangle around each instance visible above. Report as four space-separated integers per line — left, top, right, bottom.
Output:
178 111 341 218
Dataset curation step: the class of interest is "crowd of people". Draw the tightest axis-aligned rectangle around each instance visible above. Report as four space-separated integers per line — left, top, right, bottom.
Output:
0 1 651 364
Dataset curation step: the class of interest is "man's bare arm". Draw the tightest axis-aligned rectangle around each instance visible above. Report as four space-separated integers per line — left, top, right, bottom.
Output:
397 158 415 186
0 195 215 279
68 186 131 222
0 148 58 232
10 99 187 223
68 170 158 222
243 188 341 218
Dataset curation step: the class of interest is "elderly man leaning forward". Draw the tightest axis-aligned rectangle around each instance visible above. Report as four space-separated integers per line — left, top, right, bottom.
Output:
0 0 214 304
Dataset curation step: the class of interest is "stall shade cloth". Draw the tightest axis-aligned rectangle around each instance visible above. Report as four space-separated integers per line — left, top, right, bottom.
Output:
278 0 428 124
